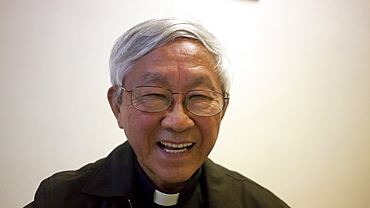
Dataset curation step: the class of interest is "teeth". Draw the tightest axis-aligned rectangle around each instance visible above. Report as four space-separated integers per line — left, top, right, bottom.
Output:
160 141 193 149
164 149 188 154
159 141 193 154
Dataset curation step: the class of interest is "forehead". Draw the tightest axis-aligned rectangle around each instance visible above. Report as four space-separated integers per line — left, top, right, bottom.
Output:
125 39 221 91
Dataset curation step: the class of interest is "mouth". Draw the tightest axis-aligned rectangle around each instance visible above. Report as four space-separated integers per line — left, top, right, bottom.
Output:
157 141 195 154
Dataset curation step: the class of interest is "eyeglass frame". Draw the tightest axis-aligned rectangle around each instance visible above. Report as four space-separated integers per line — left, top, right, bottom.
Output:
118 85 230 117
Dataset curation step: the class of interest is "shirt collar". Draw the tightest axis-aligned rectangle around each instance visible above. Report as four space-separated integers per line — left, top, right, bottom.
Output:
134 158 202 206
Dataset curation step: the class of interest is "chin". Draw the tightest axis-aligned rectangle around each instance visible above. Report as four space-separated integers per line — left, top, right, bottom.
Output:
159 167 196 184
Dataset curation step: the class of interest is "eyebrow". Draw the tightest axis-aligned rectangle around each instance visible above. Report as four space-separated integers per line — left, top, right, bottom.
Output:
139 72 217 91
190 76 217 91
140 72 168 85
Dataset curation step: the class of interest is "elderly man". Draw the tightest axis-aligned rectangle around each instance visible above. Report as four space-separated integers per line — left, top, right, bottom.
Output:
26 17 289 208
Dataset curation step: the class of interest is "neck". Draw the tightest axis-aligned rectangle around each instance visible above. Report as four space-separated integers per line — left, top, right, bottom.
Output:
137 161 195 193
154 179 188 193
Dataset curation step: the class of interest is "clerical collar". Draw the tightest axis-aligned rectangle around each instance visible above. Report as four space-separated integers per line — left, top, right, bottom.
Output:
134 159 202 206
154 190 179 206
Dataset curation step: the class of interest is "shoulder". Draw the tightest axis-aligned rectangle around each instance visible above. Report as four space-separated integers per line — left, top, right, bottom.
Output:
32 158 106 207
203 159 290 208
44 157 105 188
31 142 132 207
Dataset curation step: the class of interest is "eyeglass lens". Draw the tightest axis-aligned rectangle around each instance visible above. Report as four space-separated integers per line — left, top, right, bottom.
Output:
130 86 225 116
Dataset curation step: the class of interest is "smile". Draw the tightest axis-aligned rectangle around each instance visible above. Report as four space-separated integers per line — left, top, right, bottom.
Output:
158 141 194 154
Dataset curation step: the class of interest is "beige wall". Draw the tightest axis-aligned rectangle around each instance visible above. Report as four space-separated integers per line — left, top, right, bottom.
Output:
1 0 369 207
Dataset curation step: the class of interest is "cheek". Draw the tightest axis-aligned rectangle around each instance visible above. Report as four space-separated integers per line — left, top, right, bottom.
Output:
120 98 145 131
122 112 149 136
198 117 222 152
121 109 160 145
122 113 151 157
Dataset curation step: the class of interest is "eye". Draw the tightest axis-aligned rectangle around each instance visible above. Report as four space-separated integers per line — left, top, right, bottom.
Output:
141 93 168 100
188 94 213 101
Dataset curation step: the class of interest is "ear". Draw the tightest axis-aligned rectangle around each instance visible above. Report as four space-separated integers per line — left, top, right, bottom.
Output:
107 86 124 129
220 99 229 120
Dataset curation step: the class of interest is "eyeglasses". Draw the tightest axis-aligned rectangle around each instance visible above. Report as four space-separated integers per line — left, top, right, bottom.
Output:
119 86 229 116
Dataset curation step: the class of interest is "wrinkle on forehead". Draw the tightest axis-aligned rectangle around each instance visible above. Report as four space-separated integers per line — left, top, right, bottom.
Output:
125 39 221 91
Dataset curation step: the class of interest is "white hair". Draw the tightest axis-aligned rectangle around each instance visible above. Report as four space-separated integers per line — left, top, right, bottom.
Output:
109 17 232 103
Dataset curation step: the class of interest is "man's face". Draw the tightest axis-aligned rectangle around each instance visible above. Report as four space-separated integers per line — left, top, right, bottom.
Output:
108 38 227 192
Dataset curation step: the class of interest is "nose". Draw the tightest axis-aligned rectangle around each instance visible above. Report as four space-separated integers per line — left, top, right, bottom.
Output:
161 94 194 132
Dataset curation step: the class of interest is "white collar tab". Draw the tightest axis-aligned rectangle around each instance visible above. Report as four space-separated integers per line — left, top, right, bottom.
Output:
153 190 180 206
